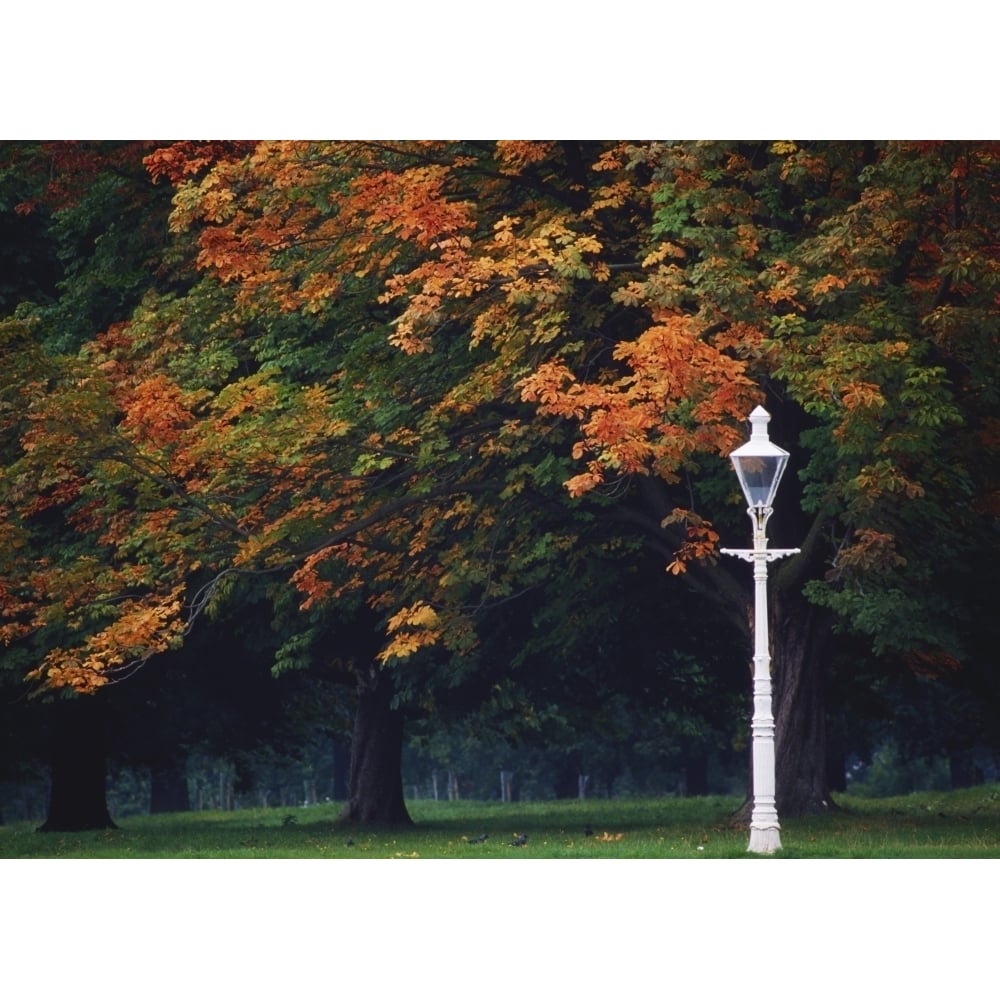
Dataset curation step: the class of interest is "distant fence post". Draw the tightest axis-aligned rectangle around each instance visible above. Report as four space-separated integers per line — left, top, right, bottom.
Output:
500 770 514 803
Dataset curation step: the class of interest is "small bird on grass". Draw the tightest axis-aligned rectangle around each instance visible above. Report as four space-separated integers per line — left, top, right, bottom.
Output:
510 833 528 847
465 833 489 844
583 824 594 837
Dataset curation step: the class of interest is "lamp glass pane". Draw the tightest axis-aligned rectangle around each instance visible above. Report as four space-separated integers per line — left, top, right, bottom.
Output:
733 454 787 508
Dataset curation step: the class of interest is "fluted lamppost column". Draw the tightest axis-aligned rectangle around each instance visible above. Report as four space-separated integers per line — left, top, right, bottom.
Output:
720 406 799 855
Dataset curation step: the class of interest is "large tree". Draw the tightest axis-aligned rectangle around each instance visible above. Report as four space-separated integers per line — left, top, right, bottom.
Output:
0 141 219 830
520 141 1000 812
3 141 997 828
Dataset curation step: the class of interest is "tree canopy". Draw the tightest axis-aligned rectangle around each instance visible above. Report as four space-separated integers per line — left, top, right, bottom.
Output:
2 140 998 825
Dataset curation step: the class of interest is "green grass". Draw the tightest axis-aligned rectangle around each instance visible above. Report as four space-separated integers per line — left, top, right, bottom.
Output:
4 785 1000 858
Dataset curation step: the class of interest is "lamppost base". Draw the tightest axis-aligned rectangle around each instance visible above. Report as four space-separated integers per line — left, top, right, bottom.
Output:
748 825 782 855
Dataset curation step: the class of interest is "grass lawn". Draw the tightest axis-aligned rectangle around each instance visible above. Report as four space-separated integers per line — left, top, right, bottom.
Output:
3 784 1000 858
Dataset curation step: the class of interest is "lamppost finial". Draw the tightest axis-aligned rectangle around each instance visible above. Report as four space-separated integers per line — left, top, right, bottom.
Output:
748 405 772 440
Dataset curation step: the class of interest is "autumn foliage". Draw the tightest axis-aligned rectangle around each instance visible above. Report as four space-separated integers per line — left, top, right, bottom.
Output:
2 140 998 703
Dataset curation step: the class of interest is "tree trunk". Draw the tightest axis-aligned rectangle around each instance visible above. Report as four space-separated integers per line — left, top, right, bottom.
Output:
728 588 836 824
771 594 835 816
38 697 116 832
339 663 412 826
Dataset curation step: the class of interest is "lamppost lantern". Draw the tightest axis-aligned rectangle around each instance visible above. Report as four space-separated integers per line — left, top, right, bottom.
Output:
720 405 800 855
729 405 790 516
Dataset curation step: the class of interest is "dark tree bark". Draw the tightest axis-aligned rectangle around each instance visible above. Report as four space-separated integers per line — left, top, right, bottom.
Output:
339 663 412 826
38 697 116 832
729 595 835 824
771 593 836 816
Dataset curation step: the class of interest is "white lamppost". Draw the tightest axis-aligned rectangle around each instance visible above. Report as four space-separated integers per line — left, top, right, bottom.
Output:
720 406 799 855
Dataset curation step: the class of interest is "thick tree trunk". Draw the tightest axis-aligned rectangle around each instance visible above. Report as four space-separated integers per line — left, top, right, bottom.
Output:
38 697 116 832
729 588 836 824
771 595 835 816
339 663 412 826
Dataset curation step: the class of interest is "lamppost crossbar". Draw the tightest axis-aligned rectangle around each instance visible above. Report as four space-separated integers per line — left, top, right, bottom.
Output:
719 548 801 563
